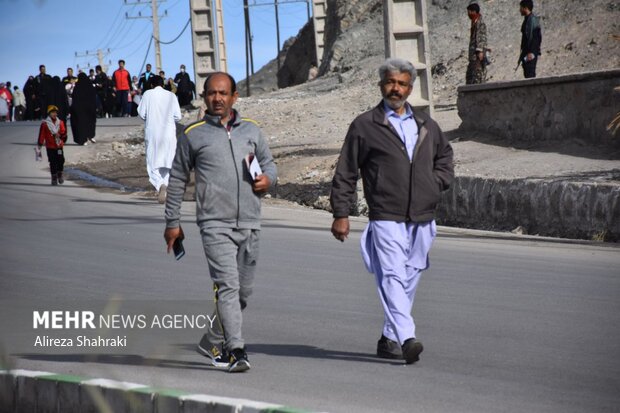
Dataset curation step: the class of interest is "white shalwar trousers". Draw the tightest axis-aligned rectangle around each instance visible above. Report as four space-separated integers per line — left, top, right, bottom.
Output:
148 167 170 191
361 220 436 345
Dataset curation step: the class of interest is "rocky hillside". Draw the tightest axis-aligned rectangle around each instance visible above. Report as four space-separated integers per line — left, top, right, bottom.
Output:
244 0 619 105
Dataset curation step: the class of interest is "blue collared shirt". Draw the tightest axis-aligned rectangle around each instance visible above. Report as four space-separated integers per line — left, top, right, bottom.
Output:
384 102 419 161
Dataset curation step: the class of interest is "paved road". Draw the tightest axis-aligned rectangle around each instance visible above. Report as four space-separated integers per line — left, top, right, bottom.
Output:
1 120 620 412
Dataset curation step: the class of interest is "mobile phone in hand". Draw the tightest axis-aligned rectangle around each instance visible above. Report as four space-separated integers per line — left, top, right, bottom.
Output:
173 237 185 260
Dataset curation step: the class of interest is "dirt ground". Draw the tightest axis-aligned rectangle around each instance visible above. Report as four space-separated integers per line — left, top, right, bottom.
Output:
66 75 620 211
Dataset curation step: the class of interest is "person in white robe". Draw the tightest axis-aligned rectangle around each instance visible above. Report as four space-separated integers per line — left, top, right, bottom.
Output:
137 75 182 203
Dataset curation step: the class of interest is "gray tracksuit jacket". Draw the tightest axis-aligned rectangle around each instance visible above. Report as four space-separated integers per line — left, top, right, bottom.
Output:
165 110 277 230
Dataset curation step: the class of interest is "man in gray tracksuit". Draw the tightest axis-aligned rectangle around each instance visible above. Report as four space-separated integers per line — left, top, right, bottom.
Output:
164 72 277 373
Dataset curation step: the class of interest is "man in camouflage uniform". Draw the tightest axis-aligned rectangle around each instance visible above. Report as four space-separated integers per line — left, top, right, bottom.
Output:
465 1 487 85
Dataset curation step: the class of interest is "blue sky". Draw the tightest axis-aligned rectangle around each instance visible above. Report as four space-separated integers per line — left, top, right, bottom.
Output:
0 0 311 88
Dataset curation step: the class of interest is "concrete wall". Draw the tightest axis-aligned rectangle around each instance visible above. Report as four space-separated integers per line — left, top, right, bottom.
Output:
0 369 312 413
436 176 620 241
457 69 620 144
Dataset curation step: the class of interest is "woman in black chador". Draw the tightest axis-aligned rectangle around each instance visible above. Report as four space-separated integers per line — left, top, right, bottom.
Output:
49 76 68 122
70 73 97 145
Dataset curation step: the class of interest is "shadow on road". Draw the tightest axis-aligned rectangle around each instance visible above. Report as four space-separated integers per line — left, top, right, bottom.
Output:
177 343 400 366
14 353 226 372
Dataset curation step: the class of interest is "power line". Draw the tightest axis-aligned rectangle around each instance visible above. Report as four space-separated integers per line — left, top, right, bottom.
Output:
109 14 143 50
104 3 141 49
114 24 152 51
137 36 154 77
96 3 125 49
166 0 184 10
125 30 154 61
126 0 168 74
153 18 190 44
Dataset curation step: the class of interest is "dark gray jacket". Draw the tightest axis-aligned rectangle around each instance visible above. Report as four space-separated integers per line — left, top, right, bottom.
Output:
330 102 454 222
165 110 277 230
520 14 542 58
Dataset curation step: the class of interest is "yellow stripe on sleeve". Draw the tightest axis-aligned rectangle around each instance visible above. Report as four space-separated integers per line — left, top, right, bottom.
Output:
241 118 259 126
184 120 206 135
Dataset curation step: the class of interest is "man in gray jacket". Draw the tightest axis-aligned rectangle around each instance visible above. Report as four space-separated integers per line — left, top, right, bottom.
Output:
164 72 277 372
330 58 453 364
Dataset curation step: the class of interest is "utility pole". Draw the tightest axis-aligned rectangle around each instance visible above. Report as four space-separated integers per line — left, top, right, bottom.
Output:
312 0 327 67
244 0 251 96
244 0 254 75
383 0 433 115
151 0 162 72
214 0 228 73
125 0 167 73
245 0 309 72
189 0 225 98
275 0 281 71
75 49 111 73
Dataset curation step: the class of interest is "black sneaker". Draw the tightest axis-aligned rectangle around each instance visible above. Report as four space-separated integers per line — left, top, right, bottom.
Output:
57 172 64 184
377 335 402 359
197 340 229 368
228 348 251 373
402 338 423 364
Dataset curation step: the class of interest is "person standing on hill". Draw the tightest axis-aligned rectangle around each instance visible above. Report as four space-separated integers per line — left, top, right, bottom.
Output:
24 76 39 120
465 1 488 84
62 67 77 106
93 65 108 118
112 59 133 117
174 64 194 107
518 0 542 78
12 85 26 121
70 73 98 145
0 83 12 122
138 63 155 92
35 65 53 120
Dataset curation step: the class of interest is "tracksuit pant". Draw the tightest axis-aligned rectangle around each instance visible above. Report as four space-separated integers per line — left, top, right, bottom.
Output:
200 228 259 351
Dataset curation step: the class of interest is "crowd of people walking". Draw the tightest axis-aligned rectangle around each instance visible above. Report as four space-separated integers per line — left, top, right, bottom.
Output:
5 59 197 191
1 60 195 123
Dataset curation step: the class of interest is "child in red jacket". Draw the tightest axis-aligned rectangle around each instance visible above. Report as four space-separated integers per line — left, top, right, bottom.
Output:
37 105 67 185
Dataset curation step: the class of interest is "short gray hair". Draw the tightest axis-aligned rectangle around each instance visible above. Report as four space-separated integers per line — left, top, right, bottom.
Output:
379 58 416 85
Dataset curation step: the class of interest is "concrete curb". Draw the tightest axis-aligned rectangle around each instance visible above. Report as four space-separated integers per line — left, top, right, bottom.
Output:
437 175 620 241
0 369 319 413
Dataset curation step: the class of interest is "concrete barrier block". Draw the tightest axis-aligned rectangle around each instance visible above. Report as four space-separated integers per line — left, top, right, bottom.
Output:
12 370 53 413
0 371 15 413
15 375 37 413
153 389 186 413
38 374 86 413
180 394 210 413
181 394 284 413
81 378 148 413
80 382 105 413
57 380 83 413
182 394 234 413
126 388 154 413
34 377 57 413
